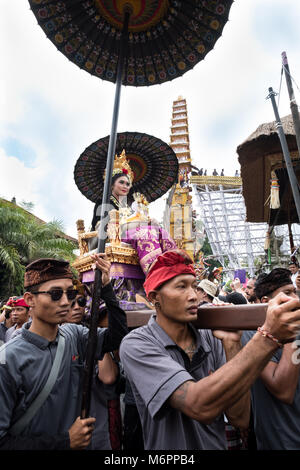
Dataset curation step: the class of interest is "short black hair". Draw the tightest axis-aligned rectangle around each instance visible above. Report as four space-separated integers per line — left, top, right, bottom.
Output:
225 292 247 305
254 268 292 300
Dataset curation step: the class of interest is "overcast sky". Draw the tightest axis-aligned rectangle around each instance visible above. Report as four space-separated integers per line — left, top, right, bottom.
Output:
1 0 300 238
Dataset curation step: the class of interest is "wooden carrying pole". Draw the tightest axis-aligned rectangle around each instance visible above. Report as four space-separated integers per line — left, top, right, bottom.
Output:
124 303 268 330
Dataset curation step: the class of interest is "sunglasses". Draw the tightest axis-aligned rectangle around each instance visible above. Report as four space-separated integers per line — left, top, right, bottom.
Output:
71 296 87 308
32 288 78 302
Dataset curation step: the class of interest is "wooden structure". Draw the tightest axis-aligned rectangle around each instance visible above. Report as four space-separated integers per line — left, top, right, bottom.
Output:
237 114 300 227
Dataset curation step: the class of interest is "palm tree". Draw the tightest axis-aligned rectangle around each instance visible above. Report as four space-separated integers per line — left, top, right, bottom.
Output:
0 200 77 301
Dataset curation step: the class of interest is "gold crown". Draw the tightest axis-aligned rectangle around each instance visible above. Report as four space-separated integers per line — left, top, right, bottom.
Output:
104 149 134 184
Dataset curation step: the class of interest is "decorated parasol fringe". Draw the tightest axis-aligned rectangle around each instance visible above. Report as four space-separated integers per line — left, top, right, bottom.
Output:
270 170 280 209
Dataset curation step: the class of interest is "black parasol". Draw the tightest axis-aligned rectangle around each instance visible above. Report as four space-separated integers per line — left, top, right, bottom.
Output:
29 0 233 87
74 131 179 204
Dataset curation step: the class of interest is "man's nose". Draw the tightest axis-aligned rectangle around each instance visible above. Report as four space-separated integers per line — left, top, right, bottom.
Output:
188 286 197 299
60 292 71 305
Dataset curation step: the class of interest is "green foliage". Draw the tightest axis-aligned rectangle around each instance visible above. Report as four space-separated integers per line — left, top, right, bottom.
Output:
19 200 35 213
0 201 77 302
201 235 222 273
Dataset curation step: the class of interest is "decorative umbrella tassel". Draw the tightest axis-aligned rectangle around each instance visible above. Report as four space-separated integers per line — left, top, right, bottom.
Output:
270 171 280 209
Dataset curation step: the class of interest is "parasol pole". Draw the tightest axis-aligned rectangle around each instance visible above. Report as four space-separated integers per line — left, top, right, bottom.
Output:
81 7 131 419
267 87 300 223
282 52 300 160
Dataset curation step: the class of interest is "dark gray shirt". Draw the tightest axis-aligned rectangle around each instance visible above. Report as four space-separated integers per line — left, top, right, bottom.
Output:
5 325 21 343
120 316 227 450
242 331 300 450
0 322 7 344
0 323 106 447
89 363 122 450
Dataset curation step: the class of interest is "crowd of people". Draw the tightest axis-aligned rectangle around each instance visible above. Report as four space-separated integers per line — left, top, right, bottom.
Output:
0 250 300 452
1 153 300 451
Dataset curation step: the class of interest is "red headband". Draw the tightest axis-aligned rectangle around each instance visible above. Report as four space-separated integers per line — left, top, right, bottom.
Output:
143 250 196 297
7 297 29 308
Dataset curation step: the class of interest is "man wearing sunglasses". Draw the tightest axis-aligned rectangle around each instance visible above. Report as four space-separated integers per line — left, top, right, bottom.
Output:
0 255 128 450
65 285 89 326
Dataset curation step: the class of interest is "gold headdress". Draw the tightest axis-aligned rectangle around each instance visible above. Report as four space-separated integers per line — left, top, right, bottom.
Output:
104 149 134 184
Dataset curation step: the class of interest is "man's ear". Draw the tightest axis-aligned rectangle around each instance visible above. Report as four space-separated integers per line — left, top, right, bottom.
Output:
261 296 269 304
23 292 35 308
148 290 159 305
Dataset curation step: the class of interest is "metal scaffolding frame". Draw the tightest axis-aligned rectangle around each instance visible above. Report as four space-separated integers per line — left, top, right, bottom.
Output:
192 178 300 275
193 181 269 276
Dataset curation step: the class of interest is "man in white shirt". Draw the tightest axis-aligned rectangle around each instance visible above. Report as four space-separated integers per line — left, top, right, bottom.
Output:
288 261 299 288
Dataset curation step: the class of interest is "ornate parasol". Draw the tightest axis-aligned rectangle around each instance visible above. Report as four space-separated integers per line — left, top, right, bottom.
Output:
28 0 233 87
74 131 179 204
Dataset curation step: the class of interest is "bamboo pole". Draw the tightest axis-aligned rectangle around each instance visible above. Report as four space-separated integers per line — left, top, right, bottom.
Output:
267 87 300 223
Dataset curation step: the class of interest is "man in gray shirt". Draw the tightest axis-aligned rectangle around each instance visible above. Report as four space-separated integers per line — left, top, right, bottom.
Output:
0 303 13 344
0 255 128 450
120 250 300 450
5 297 30 342
242 268 300 449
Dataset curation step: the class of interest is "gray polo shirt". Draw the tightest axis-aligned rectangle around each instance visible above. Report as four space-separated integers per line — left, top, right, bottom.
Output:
0 323 7 344
5 325 21 343
89 365 121 450
242 331 300 450
120 315 227 450
0 322 106 443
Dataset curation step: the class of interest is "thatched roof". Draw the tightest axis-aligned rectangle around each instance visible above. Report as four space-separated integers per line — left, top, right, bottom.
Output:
239 114 296 143
237 114 300 226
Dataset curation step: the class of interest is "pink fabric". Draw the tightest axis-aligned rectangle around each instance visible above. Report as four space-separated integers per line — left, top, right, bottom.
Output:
122 225 177 275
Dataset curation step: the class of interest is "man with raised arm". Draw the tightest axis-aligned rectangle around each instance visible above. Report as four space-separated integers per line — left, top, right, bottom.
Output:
120 250 300 450
243 268 300 449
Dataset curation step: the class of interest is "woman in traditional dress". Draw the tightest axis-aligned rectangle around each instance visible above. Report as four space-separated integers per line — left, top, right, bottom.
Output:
87 150 176 307
91 153 134 231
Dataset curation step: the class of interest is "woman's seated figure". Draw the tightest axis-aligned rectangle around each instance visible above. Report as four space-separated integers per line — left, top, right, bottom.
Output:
86 150 176 308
